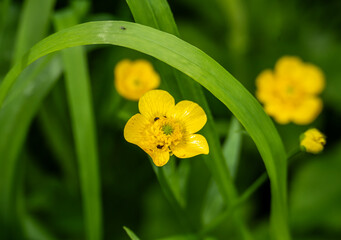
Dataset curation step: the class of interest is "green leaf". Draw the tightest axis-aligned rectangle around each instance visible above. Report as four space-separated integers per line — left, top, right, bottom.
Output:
0 20 289 239
0 1 57 238
0 55 62 238
201 180 224 226
123 226 141 240
151 159 195 232
13 0 55 62
54 10 102 240
37 86 78 192
223 116 243 179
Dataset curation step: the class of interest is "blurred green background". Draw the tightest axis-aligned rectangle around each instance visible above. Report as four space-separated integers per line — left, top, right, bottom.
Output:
1 0 341 239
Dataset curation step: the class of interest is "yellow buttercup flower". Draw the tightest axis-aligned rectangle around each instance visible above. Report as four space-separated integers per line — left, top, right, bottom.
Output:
256 56 325 124
114 59 160 101
300 128 326 154
124 90 209 167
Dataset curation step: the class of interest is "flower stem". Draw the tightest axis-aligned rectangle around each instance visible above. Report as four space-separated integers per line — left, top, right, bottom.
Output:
151 159 195 232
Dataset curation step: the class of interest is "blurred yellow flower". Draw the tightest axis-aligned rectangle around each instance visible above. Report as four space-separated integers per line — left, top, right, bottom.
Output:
256 56 325 124
114 59 160 101
124 90 209 167
300 128 326 154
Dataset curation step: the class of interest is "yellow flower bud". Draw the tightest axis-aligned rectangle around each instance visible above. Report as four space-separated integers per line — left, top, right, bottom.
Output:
300 128 326 154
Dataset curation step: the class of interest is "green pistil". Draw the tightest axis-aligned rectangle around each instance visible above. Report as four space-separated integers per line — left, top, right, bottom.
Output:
162 124 173 135
133 79 141 86
286 86 294 94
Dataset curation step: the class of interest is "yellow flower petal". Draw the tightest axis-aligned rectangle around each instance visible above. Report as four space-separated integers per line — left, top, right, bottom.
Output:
139 90 175 121
271 108 291 124
292 97 323 125
114 59 132 81
300 63 325 94
114 60 133 99
300 128 326 154
172 134 209 158
148 150 170 167
124 113 150 145
255 70 276 103
275 56 302 78
169 100 207 134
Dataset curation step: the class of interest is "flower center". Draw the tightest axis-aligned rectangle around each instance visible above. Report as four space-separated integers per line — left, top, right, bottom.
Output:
133 79 141 86
144 116 184 154
162 124 173 135
286 86 294 94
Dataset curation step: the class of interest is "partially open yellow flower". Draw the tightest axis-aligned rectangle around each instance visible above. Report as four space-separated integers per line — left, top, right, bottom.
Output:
124 90 209 166
256 56 325 125
300 128 326 154
114 59 160 101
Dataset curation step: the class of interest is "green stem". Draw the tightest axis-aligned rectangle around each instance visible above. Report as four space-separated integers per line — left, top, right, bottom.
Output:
151 159 195 232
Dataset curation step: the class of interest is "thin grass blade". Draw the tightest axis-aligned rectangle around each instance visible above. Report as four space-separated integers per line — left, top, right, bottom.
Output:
54 10 102 240
123 226 141 240
13 0 55 62
0 1 57 237
223 116 243 179
0 55 62 238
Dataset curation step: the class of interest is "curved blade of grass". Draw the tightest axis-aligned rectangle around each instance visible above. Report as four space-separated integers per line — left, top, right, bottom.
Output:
0 21 289 239
54 10 102 240
0 55 62 238
0 0 57 237
126 0 251 237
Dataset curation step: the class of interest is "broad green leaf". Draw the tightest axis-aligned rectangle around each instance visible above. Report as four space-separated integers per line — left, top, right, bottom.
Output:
0 20 289 239
123 226 141 240
54 10 102 240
